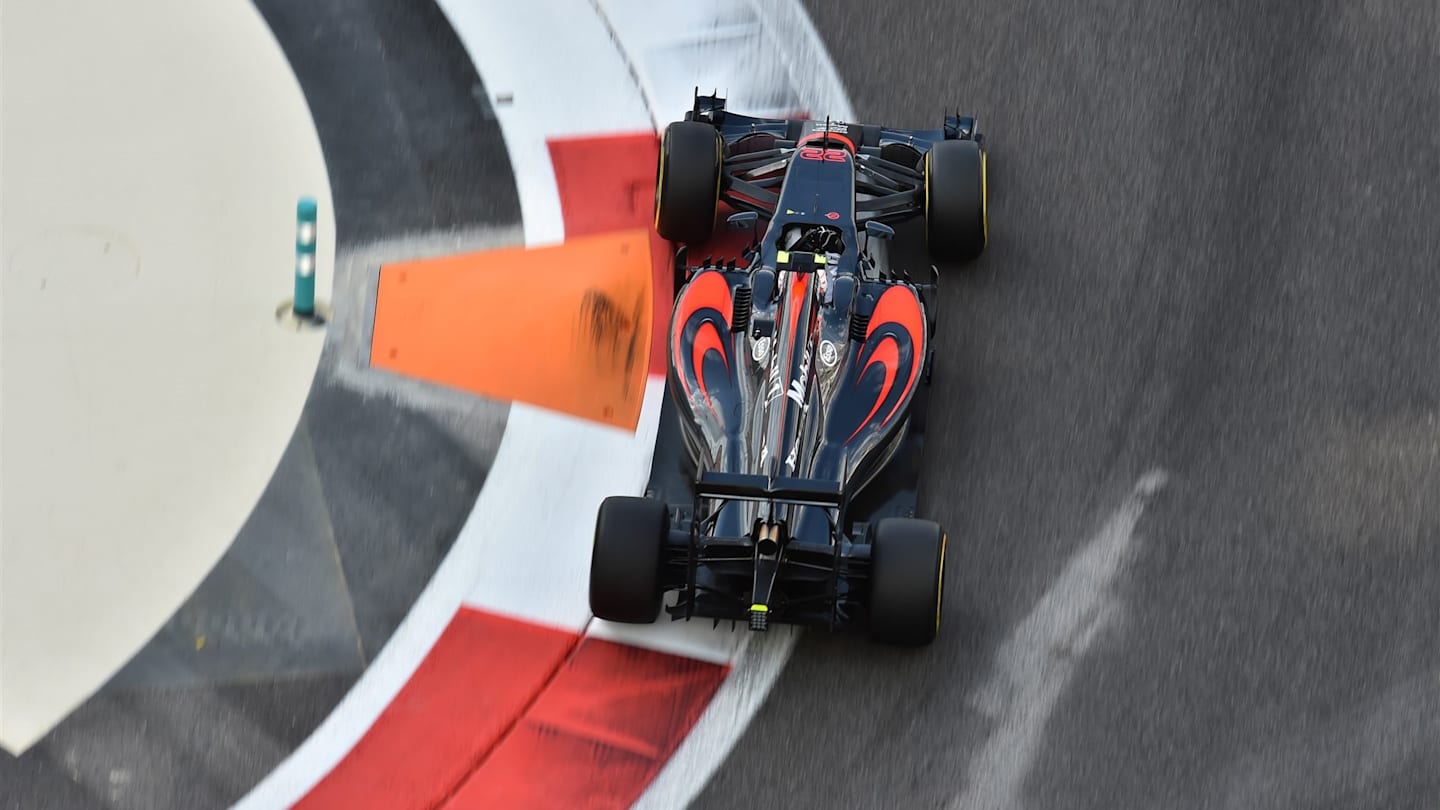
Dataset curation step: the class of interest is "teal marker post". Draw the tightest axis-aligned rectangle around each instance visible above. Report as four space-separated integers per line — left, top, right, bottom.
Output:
294 196 318 317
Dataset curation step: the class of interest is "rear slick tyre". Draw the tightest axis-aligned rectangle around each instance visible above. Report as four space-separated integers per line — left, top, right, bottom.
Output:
868 517 947 646
589 495 667 623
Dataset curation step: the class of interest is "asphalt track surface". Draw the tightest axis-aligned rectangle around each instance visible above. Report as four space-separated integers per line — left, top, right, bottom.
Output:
7 3 1438 809
696 2 1440 809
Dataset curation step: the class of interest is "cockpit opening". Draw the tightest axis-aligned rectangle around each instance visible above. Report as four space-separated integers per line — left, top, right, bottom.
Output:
779 222 845 255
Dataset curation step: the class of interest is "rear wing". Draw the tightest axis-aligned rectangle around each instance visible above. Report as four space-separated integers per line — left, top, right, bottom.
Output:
695 471 845 508
684 90 980 153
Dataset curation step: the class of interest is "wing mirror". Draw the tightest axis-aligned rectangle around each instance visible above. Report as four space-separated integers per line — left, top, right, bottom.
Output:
865 221 895 240
727 211 759 230
728 210 762 250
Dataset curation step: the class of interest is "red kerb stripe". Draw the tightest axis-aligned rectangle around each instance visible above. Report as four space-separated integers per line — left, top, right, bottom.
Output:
294 608 577 810
442 637 728 810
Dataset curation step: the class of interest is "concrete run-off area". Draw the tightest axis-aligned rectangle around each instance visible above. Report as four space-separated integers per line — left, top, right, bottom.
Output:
1 0 336 752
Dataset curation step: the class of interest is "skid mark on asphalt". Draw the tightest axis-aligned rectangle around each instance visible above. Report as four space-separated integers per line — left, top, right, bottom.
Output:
951 469 1168 810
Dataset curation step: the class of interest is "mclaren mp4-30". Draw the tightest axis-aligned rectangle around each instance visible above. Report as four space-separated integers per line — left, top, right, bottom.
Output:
589 92 988 646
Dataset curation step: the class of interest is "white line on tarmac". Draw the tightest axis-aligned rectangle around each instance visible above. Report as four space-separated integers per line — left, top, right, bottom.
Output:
950 469 1168 810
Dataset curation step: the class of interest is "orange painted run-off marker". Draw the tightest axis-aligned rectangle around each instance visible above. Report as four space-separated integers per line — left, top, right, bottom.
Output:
370 229 653 430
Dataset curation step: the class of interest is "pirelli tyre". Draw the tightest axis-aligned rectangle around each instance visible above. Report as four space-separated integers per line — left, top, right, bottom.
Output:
589 495 668 623
924 139 988 263
655 121 723 244
868 517 947 646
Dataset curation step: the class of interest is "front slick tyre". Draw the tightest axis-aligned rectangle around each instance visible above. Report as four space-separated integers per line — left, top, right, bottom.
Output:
654 121 722 243
589 495 667 623
924 138 988 263
868 518 947 646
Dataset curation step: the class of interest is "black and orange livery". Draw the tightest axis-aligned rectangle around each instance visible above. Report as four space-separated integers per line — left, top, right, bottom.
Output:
591 93 988 646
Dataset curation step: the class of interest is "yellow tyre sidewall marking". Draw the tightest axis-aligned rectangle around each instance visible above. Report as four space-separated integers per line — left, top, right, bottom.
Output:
654 129 667 230
714 132 723 210
923 151 932 246
936 532 947 633
980 148 989 245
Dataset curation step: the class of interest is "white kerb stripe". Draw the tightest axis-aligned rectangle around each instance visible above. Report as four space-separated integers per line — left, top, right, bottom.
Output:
458 380 666 632
436 0 653 247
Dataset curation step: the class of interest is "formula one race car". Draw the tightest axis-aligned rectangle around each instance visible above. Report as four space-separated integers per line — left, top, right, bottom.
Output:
588 92 988 645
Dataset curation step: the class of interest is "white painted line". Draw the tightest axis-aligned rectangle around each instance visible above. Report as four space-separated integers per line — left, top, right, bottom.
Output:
950 470 1168 810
